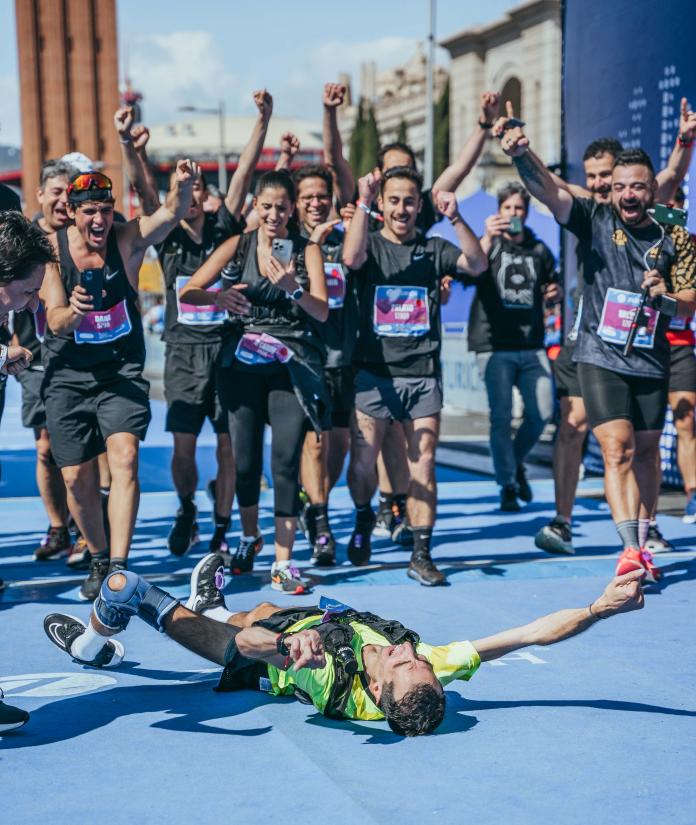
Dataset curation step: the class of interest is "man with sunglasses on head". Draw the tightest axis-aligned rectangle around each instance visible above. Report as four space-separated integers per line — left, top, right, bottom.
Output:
40 160 201 600
343 167 487 585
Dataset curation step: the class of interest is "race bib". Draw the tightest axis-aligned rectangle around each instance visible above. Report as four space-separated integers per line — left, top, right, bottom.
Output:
175 275 227 326
324 262 346 310
74 299 132 345
34 304 47 342
373 285 430 337
669 315 688 331
235 332 293 366
597 287 659 350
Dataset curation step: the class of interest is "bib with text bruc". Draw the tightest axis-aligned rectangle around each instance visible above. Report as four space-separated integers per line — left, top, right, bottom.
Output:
597 287 659 350
324 262 346 309
235 332 294 366
74 299 132 345
175 275 227 325
373 285 430 337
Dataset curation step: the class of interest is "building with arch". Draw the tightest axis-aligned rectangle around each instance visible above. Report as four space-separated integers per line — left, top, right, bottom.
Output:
441 0 561 198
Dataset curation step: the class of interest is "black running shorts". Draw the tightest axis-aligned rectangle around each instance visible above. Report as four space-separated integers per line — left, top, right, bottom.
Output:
43 370 151 467
577 362 668 432
164 342 227 435
16 368 46 429
668 344 696 394
552 345 581 399
354 369 442 421
325 366 355 429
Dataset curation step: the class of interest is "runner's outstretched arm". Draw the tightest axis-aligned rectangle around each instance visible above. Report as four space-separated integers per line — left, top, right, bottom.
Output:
471 570 644 663
114 108 160 217
655 97 696 203
342 172 378 270
432 92 500 194
322 82 355 208
225 90 273 219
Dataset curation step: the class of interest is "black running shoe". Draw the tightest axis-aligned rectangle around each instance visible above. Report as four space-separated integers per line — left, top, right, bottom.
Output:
645 523 675 554
311 532 336 567
34 526 72 561
0 688 29 733
516 465 533 503
230 534 263 575
43 612 124 667
407 551 446 586
373 497 394 537
168 507 199 557
185 553 226 614
79 555 110 602
66 535 91 569
500 484 521 512
534 517 574 555
348 512 375 566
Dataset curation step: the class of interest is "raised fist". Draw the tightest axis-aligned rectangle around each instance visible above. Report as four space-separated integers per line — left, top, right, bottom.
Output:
358 171 380 203
130 124 150 151
175 159 200 186
434 190 459 220
253 89 273 121
279 132 300 158
323 83 346 109
114 107 134 138
480 91 501 124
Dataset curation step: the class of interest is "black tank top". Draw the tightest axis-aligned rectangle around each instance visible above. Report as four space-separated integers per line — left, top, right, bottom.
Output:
44 227 145 374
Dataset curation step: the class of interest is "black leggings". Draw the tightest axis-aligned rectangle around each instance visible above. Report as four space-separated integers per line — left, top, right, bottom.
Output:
221 365 307 516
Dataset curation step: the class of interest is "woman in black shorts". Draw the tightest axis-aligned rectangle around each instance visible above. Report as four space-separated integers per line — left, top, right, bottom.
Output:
182 171 332 594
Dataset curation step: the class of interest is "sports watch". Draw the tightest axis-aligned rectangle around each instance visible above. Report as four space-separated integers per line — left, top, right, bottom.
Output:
288 285 304 301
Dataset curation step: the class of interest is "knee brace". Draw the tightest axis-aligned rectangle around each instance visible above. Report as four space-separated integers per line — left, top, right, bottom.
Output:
94 570 178 633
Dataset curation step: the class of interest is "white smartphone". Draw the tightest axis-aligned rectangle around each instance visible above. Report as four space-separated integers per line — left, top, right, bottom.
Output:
271 238 293 267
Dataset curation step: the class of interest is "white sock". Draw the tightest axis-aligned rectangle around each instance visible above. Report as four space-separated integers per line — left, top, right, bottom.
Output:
272 559 290 573
638 518 650 548
70 619 111 660
202 605 233 623
242 534 260 543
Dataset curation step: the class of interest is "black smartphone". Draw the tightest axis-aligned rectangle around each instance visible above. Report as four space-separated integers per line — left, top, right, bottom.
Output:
501 117 526 130
81 268 103 311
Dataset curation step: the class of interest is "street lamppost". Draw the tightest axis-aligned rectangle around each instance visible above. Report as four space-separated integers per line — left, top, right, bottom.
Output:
178 100 227 191
424 0 436 189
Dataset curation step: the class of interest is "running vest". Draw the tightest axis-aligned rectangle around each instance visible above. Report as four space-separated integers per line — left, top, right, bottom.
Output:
44 227 145 372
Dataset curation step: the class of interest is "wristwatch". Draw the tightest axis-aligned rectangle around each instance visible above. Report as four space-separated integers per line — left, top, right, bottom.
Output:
0 344 8 372
288 285 304 301
478 119 494 129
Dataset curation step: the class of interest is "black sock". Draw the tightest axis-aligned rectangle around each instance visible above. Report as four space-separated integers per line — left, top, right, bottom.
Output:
311 503 330 536
412 527 433 556
179 493 196 515
214 511 231 531
355 503 374 525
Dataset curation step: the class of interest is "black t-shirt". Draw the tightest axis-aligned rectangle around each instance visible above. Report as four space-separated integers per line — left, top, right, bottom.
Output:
564 197 696 378
466 229 557 353
157 205 244 346
44 227 145 379
350 231 461 376
0 183 21 212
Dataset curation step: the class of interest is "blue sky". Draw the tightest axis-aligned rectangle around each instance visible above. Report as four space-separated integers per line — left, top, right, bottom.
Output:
0 0 516 146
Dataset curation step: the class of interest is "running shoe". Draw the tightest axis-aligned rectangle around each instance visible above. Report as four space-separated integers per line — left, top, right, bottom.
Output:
373 496 395 537
534 517 574 555
310 532 336 567
229 534 263 575
500 484 521 512
0 688 29 733
516 465 533 503
644 523 674 554
208 529 230 562
407 551 446 587
348 512 376 566
34 526 72 561
639 549 662 583
43 612 125 667
168 507 199 557
66 535 91 570
271 564 311 595
683 490 696 524
185 553 226 614
79 555 110 602
615 547 660 584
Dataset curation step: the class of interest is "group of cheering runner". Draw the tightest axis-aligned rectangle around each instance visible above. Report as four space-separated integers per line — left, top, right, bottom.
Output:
1 80 695 736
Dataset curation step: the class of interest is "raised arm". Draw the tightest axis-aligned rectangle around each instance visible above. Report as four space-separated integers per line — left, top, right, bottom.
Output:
130 123 161 216
472 570 644 662
434 191 487 275
114 108 160 217
275 132 300 171
342 172 378 270
655 97 696 203
432 91 500 193
495 103 574 224
322 82 355 207
225 90 273 218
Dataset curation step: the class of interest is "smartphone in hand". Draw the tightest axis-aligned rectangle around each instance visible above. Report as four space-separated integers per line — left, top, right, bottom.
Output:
508 216 523 234
271 238 293 267
81 268 103 311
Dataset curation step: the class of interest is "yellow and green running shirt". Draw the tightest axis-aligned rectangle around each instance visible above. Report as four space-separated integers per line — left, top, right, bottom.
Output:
266 616 481 721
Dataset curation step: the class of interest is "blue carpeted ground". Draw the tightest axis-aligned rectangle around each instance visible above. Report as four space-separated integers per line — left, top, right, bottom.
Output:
1 379 695 824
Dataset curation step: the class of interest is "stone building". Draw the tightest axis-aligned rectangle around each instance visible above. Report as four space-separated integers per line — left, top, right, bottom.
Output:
441 0 561 197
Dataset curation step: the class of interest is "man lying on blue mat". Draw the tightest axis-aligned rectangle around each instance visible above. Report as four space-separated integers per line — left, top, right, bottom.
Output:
44 553 645 736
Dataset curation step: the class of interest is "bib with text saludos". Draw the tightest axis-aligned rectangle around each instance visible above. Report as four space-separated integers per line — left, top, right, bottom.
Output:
175 275 227 325
597 287 659 350
74 299 132 345
373 285 430 337
324 262 346 309
235 332 294 366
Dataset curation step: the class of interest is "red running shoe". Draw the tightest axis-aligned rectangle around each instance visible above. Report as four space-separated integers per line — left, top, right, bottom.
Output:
639 548 662 583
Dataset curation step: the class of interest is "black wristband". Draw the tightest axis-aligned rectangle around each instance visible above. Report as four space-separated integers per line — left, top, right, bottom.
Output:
276 632 291 657
478 119 493 129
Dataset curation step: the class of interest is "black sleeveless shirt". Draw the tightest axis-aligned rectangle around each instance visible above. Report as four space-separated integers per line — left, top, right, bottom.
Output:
44 227 145 375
